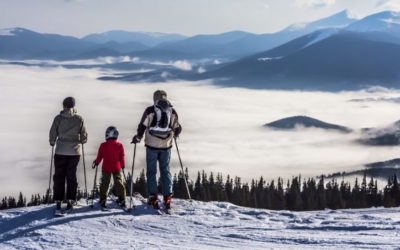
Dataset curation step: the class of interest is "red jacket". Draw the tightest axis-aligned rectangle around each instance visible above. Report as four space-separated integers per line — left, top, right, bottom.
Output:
94 139 125 173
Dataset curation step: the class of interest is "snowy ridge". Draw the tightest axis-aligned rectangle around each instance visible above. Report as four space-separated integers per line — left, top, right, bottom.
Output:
1 198 400 249
0 28 19 36
283 10 358 33
304 29 339 48
346 11 400 32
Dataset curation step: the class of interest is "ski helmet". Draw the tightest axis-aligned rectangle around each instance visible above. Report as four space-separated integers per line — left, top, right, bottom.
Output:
105 126 119 140
63 97 75 109
153 90 167 103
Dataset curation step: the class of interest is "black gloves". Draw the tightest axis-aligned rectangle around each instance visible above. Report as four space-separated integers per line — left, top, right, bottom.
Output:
92 161 98 169
174 127 182 138
131 135 141 144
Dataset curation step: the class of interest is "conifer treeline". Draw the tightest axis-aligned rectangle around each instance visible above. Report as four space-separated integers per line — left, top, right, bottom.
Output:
1 170 400 211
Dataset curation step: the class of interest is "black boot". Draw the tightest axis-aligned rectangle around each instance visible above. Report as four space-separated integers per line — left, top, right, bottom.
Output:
147 194 159 209
55 200 62 211
66 200 74 211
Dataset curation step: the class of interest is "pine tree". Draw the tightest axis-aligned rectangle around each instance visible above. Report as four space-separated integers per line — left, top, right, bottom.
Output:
0 197 7 210
286 176 303 211
225 175 233 202
193 172 202 200
8 196 17 208
351 178 361 208
317 176 326 210
271 177 286 210
302 178 318 211
17 192 26 207
339 180 351 208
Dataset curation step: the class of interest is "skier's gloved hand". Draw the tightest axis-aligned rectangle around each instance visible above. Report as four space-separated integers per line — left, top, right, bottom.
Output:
50 141 55 147
131 135 141 144
121 165 125 170
92 161 98 169
173 127 181 139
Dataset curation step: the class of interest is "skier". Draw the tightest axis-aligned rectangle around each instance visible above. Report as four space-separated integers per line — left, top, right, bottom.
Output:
92 126 126 209
131 90 182 210
49 97 88 213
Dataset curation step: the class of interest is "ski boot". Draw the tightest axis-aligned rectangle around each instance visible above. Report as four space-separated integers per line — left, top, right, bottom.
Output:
147 194 159 209
100 199 108 211
164 194 172 210
118 198 126 209
54 200 63 217
65 200 74 213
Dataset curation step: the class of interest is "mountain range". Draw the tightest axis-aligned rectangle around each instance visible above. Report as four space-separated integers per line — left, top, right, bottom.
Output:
0 10 359 60
1 10 400 90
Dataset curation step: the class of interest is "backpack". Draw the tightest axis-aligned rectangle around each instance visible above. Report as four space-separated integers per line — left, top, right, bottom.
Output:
149 100 173 139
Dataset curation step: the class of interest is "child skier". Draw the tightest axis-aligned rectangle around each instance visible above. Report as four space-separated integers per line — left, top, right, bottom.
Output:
92 126 126 209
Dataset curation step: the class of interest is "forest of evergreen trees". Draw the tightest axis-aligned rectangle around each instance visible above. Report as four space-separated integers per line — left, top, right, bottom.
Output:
1 170 400 211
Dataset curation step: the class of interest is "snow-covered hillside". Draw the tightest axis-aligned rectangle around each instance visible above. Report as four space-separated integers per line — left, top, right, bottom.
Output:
1 198 400 249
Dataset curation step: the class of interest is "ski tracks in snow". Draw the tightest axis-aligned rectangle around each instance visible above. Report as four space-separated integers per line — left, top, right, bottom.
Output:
0 199 400 249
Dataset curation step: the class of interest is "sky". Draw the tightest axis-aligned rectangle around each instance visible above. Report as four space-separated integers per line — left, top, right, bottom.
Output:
0 0 399 37
1 63 400 197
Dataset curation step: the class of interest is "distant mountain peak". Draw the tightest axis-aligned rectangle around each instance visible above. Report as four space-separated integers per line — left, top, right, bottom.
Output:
283 9 358 33
346 10 400 32
82 30 186 46
264 115 351 132
0 27 28 36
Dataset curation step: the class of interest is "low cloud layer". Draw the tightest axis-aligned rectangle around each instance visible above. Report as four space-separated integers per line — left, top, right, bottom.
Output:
1 64 400 197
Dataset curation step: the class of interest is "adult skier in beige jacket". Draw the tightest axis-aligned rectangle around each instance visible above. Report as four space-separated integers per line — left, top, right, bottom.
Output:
49 97 87 213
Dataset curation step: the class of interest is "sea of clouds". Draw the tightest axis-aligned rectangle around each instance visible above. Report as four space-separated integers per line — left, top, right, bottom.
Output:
1 64 400 197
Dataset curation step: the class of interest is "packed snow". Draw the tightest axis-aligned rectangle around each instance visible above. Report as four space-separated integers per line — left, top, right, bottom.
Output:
0 198 400 249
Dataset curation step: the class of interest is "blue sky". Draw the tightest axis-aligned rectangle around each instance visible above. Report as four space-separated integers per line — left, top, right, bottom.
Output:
0 0 398 37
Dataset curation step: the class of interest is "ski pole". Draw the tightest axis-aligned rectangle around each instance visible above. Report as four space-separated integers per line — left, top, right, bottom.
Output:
91 163 98 208
128 144 137 211
174 138 192 201
47 146 54 204
82 143 88 203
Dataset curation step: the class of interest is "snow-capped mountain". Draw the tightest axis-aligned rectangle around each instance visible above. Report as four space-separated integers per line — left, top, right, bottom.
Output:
0 27 93 59
82 30 186 47
0 27 25 36
1 198 399 249
346 11 400 34
154 10 358 59
283 10 357 33
204 29 400 90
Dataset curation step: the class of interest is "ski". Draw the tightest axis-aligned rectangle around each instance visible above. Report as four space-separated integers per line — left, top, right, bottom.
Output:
149 200 172 215
101 207 110 212
54 209 65 217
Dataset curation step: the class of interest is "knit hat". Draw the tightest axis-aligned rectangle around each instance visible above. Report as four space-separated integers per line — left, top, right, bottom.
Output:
153 90 167 103
63 97 75 109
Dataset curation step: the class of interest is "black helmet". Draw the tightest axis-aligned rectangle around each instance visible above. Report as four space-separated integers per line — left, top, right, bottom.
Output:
105 126 119 140
63 97 75 109
153 90 167 103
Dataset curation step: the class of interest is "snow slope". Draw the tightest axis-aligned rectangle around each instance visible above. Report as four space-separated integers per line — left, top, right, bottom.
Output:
1 198 400 249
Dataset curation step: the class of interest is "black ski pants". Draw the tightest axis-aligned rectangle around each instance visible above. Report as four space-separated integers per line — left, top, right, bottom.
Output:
53 154 80 201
